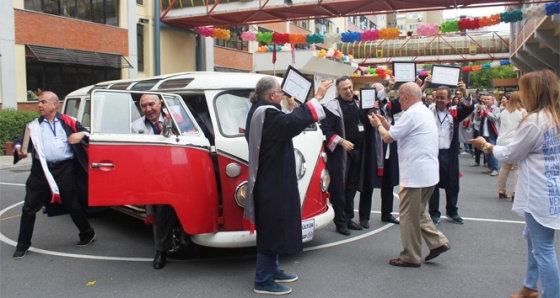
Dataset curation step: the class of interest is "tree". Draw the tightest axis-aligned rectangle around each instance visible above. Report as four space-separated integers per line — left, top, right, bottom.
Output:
467 65 517 89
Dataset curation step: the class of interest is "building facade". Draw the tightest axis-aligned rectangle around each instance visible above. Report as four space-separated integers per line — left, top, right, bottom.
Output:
0 0 197 108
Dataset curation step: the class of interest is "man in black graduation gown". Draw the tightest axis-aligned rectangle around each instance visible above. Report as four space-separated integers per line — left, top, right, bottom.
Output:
245 77 332 295
359 80 401 228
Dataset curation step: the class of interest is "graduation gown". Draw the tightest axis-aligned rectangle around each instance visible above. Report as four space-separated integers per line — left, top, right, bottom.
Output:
13 113 90 215
245 99 323 255
362 98 401 190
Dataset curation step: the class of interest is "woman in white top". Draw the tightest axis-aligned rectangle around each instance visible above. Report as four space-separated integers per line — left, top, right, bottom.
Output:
470 69 560 298
497 92 527 199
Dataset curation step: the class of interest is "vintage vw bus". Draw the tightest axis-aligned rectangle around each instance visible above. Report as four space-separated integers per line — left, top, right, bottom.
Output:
63 72 333 255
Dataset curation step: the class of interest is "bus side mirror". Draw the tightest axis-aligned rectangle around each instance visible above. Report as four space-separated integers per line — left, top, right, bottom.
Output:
162 116 173 138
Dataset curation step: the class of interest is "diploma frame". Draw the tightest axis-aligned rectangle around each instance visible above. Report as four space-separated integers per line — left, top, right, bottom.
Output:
392 61 417 82
360 88 377 110
430 65 462 87
21 125 30 154
281 65 313 104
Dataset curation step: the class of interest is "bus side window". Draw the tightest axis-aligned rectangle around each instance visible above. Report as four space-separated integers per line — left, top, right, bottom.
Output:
184 95 215 145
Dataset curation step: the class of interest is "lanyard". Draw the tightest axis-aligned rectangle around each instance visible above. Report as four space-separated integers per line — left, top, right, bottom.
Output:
48 120 57 137
437 111 448 127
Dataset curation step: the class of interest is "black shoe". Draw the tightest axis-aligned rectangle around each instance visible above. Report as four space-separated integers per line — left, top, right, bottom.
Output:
347 221 363 230
359 220 370 229
76 233 96 247
381 215 400 224
153 251 167 269
336 226 351 236
13 249 27 259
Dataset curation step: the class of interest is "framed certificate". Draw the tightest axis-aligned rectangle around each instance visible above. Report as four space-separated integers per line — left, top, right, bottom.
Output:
360 88 377 110
392 61 416 82
430 65 462 87
281 65 313 104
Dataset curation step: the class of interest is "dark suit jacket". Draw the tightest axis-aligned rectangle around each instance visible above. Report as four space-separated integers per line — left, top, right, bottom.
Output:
13 113 90 215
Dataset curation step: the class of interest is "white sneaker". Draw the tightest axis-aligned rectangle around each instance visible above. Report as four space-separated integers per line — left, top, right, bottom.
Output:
490 170 499 176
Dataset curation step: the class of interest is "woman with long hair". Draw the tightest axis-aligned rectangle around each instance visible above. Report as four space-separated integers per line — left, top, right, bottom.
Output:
470 69 560 298
497 92 527 199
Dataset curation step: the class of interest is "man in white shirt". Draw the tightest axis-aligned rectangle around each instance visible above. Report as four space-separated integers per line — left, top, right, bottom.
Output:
131 94 165 134
368 82 450 267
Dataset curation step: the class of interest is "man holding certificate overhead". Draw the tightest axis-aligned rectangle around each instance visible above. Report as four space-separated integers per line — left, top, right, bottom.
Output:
245 77 332 295
421 75 474 227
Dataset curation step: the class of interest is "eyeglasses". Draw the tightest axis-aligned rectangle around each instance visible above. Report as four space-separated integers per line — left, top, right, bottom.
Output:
435 96 447 99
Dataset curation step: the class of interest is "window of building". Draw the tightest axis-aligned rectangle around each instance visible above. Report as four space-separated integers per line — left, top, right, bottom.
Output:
214 26 249 51
136 0 143 4
137 24 144 72
26 61 120 101
315 19 332 35
24 0 119 26
398 24 406 31
295 20 308 30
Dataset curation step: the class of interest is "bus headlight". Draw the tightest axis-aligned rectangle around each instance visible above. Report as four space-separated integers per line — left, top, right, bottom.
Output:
235 181 248 207
321 152 327 163
320 169 330 192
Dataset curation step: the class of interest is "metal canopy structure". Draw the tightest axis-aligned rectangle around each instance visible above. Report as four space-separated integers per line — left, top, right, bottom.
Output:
161 0 548 28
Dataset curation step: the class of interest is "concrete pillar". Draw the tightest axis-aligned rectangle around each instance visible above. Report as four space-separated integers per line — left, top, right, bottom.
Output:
0 0 17 109
128 1 138 79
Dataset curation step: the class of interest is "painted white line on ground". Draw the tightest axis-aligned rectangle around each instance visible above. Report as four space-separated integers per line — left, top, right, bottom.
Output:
0 188 524 261
0 182 26 187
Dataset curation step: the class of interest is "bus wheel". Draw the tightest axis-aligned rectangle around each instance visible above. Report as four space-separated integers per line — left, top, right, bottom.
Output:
167 223 201 259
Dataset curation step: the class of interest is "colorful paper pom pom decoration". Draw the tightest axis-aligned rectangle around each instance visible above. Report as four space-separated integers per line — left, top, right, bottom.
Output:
545 2 560 15
522 5 547 20
212 28 230 39
272 33 290 44
240 31 257 41
323 33 340 44
197 27 213 37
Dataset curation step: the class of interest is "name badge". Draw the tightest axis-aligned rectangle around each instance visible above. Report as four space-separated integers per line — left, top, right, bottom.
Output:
358 124 364 132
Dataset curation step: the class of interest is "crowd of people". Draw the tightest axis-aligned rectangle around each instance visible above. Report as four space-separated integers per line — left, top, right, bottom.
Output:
247 69 559 296
10 68 560 297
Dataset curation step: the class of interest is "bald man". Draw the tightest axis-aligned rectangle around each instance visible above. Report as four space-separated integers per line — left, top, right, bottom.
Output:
12 91 95 259
368 82 450 267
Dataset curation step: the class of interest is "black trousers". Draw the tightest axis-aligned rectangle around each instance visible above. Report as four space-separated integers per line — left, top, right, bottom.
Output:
429 149 459 218
152 204 179 252
473 129 486 165
359 158 396 222
344 148 362 222
16 161 94 251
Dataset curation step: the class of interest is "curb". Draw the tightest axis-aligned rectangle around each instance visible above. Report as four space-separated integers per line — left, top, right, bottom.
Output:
0 157 32 170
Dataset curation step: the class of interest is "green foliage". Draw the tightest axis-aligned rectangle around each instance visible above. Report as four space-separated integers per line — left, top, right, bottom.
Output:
467 65 517 89
0 109 39 154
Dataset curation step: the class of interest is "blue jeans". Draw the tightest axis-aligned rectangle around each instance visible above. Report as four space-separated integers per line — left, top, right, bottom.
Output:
255 253 280 286
463 143 472 153
484 137 499 171
524 212 560 298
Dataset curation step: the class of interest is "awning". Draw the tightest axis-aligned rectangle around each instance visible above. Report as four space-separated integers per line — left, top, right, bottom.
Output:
26 45 132 69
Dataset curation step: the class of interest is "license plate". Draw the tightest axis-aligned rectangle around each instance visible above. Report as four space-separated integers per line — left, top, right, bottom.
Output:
302 218 315 243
